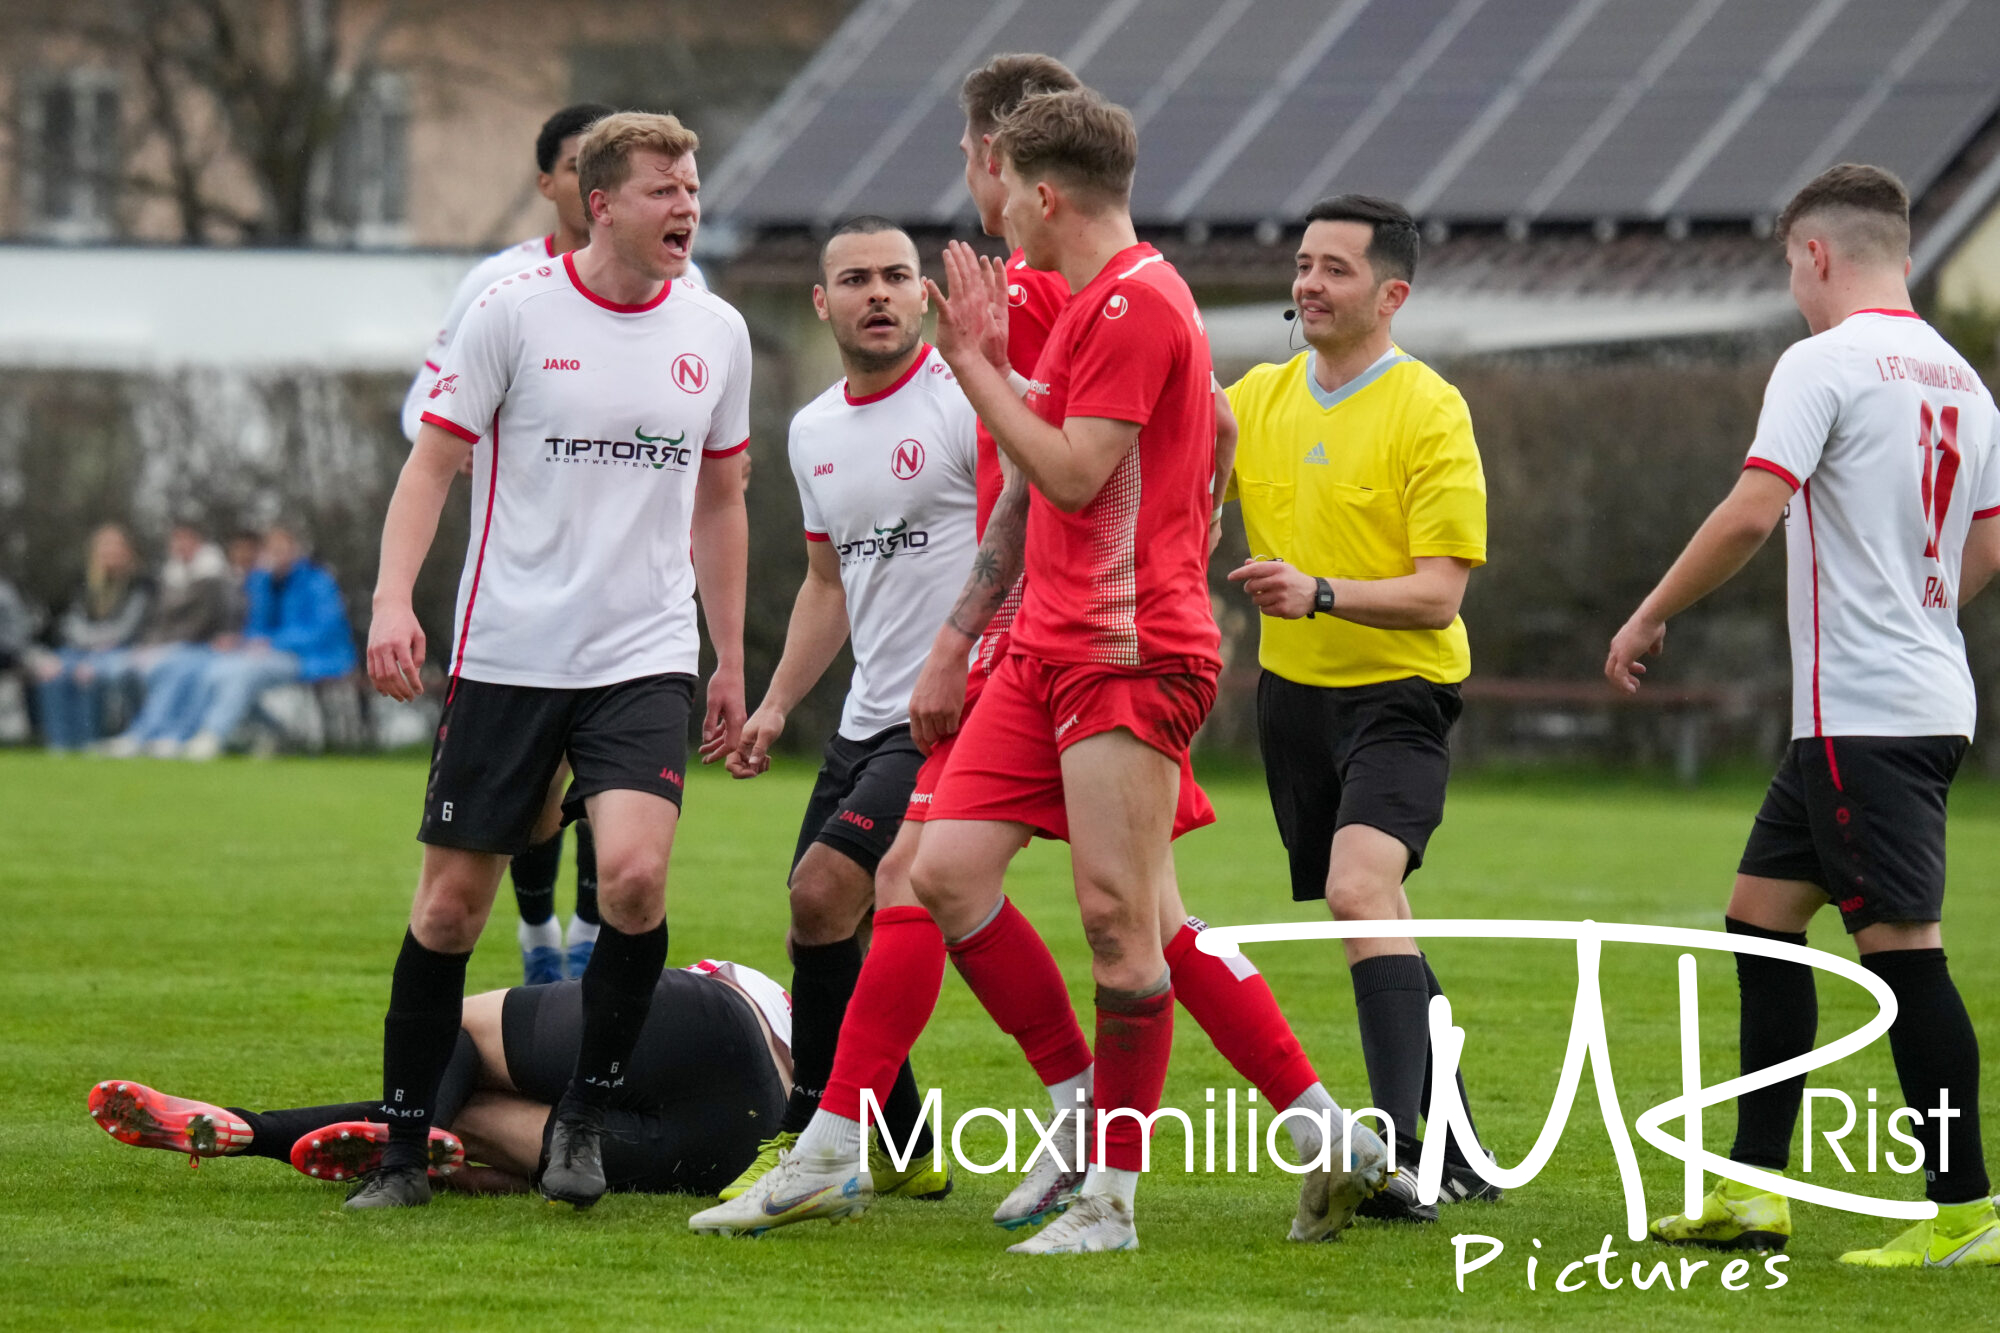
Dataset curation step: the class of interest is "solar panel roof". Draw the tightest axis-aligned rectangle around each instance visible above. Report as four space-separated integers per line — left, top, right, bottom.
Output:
706 0 2000 228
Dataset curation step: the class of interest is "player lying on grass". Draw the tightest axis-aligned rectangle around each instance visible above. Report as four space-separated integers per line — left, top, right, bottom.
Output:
88 960 791 1198
1609 163 2000 1269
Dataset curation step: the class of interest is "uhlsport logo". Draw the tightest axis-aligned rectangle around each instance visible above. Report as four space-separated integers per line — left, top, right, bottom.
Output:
1104 293 1130 320
836 518 929 563
891 439 926 480
1007 282 1027 307
672 353 709 393
545 427 691 471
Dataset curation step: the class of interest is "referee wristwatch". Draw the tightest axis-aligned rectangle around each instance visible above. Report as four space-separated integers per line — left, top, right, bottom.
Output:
1307 577 1335 618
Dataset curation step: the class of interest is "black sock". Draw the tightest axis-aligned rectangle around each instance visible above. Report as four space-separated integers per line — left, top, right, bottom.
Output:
1862 948 1989 1203
229 1101 384 1162
511 830 562 927
1726 917 1817 1171
432 1030 482 1130
1351 954 1431 1147
569 920 667 1108
1417 954 1480 1166
573 822 600 925
883 1060 936 1156
379 929 471 1169
782 936 865 1134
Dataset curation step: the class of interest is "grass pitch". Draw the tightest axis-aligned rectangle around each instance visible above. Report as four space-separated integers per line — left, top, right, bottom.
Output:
3 751 1997 1330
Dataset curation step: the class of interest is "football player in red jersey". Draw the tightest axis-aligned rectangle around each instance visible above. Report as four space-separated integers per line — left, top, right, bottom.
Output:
697 58 1384 1252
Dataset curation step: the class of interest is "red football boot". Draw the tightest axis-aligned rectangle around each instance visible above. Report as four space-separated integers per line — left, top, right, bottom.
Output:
88 1080 253 1165
290 1121 465 1182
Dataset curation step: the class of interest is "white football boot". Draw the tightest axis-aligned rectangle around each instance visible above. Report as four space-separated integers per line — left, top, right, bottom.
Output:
687 1147 872 1236
993 1105 1088 1229
1006 1191 1138 1254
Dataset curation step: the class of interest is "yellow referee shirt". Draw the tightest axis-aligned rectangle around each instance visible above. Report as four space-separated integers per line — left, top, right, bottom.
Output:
1225 348 1486 688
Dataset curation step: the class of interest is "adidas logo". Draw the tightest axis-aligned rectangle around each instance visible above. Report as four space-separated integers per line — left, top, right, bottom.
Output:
1305 442 1328 465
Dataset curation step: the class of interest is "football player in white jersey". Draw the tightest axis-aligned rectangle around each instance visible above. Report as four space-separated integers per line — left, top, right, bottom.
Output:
356 112 751 1213
709 217 973 1205
400 104 712 990
1608 164 2000 1268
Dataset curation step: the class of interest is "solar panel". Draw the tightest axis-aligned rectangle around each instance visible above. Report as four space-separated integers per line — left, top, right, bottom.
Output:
708 0 2000 229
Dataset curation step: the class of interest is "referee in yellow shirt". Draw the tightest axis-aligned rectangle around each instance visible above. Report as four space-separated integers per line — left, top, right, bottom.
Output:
1223 196 1491 1222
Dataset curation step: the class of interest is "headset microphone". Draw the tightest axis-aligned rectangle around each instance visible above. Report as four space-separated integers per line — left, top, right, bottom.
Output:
1282 308 1297 320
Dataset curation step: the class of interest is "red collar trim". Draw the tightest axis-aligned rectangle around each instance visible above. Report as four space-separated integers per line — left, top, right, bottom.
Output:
844 345 933 406
1854 307 1920 319
564 252 670 313
542 234 557 258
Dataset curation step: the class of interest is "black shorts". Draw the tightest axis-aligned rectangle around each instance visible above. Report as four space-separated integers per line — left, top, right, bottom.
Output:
500 968 787 1195
791 724 924 876
1256 671 1461 901
1739 735 1967 933
418 674 695 855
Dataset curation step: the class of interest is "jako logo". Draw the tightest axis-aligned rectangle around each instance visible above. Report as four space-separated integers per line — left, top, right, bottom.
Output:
838 809 875 831
543 358 581 370
659 768 684 787
1104 294 1130 320
672 354 708 393
892 439 926 480
813 463 835 477
429 374 459 399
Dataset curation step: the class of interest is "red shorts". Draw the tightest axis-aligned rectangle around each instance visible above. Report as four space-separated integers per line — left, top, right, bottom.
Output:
919 652 1217 841
906 670 990 824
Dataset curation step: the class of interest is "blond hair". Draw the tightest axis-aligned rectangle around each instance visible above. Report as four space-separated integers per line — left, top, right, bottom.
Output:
576 111 700 206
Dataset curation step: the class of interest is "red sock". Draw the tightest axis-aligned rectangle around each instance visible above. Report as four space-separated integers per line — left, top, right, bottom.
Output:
1094 984 1175 1172
1166 920 1318 1110
947 898 1093 1087
818 906 945 1123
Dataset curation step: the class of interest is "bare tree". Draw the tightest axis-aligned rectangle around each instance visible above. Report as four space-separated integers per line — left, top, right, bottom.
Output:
8 0 428 243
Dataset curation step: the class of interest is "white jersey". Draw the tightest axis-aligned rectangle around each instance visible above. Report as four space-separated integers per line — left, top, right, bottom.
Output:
402 235 707 441
787 345 979 739
420 251 750 689
1745 309 2000 739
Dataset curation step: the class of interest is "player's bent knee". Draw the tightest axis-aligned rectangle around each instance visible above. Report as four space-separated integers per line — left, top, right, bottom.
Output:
1325 872 1399 922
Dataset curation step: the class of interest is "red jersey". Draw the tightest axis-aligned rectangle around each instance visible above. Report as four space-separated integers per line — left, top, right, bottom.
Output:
972 249 1069 676
1010 243 1221 671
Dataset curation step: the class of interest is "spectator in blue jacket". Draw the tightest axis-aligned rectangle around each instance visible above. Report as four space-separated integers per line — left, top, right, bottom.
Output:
177 524 357 760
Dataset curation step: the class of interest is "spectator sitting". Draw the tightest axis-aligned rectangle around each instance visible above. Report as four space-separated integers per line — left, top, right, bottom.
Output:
176 524 357 761
100 523 243 758
28 524 154 752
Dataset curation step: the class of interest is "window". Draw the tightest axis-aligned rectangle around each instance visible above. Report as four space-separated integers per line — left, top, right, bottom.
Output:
19 69 121 241
316 70 408 245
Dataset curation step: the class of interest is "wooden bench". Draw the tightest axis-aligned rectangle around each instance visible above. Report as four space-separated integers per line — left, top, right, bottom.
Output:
1455 677 1777 783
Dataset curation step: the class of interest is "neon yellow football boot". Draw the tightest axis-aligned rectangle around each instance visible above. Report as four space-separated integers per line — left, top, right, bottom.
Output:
717 1131 796 1202
871 1134 954 1200
1650 1178 1791 1252
1839 1200 2000 1269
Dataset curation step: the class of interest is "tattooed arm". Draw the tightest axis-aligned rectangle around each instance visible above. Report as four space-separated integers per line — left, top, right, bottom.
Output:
907 454 1030 753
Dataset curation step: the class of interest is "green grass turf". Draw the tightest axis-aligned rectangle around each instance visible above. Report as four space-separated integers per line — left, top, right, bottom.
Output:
3 750 1998 1330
